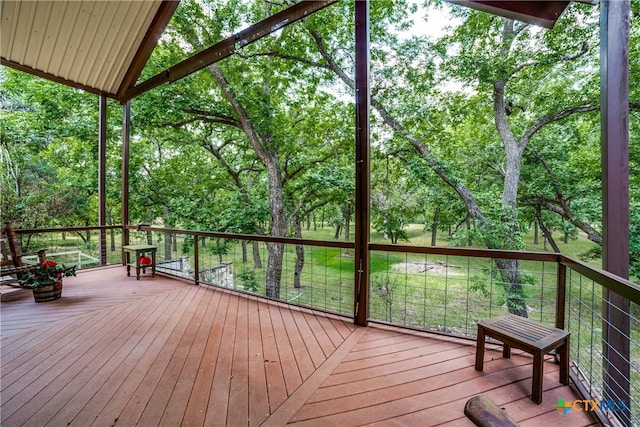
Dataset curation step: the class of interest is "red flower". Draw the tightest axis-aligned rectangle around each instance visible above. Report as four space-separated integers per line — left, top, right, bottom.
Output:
42 260 58 268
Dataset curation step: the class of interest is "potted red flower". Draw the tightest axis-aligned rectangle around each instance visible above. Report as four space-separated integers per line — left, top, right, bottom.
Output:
18 259 76 302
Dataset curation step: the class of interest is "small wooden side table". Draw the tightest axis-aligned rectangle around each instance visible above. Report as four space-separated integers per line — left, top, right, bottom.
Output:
475 314 570 404
123 244 157 280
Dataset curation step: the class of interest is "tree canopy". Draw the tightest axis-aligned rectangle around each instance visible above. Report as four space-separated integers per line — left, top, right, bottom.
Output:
1 0 638 286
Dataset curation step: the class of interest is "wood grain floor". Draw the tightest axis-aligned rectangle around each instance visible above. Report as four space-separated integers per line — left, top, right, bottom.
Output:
1 267 598 426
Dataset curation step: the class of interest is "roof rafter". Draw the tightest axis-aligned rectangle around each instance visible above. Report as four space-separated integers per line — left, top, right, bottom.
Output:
122 0 337 102
117 1 180 100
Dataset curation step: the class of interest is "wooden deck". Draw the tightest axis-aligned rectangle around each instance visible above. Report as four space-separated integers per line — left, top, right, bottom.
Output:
1 267 598 426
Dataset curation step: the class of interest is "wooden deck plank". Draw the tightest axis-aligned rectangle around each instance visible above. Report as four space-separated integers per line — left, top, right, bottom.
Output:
301 313 337 358
260 300 288 413
314 312 348 349
328 313 356 340
365 371 563 426
202 290 239 426
268 300 304 396
278 306 316 381
112 286 203 425
2 291 166 425
180 290 228 427
226 291 250 427
308 347 474 403
0 267 595 427
45 288 189 427
68 290 199 427
84 287 205 427
334 342 471 380
288 305 328 369
262 327 368 427
1 305 116 389
289 364 539 425
247 296 270 427
158 288 218 427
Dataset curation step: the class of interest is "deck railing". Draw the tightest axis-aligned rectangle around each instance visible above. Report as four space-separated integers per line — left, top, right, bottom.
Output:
12 224 640 426
13 225 123 269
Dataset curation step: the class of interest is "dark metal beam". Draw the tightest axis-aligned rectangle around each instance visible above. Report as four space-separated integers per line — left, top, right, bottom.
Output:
354 0 370 327
447 0 570 28
600 0 631 424
123 0 337 102
99 95 108 265
117 0 180 100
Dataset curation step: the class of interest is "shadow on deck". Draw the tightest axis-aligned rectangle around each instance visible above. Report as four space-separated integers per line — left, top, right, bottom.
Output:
1 267 598 426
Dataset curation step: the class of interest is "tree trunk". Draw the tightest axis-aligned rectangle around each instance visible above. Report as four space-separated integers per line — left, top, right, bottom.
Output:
536 208 561 252
163 205 171 261
343 204 351 254
216 238 224 264
495 258 527 317
431 208 439 246
534 221 539 245
252 241 262 269
308 22 595 317
241 240 248 263
208 64 287 299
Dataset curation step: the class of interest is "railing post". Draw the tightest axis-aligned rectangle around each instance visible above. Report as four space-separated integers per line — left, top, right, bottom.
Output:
556 262 566 330
354 0 370 326
194 234 200 286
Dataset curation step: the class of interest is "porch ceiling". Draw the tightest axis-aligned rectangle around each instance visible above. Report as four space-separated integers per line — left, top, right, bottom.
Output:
0 0 178 101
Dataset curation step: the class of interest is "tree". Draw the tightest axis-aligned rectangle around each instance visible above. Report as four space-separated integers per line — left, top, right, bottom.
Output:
1 68 118 231
137 0 356 298
252 0 601 315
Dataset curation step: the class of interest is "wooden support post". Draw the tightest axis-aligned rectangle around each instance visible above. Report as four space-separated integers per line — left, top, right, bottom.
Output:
354 0 370 326
600 0 631 423
99 95 107 265
121 101 131 258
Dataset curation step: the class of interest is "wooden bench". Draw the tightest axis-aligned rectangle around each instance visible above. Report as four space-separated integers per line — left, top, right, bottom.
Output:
475 314 570 404
1 222 46 284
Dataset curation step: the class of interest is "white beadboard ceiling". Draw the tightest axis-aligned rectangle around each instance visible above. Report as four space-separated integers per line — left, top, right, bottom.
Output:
1 0 169 100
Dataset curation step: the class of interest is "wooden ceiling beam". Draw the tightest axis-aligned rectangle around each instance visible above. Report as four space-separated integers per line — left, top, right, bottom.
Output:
122 0 337 102
117 0 180 100
448 0 571 28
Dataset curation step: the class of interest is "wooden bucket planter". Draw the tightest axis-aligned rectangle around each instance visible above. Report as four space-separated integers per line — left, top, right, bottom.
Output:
33 281 63 302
